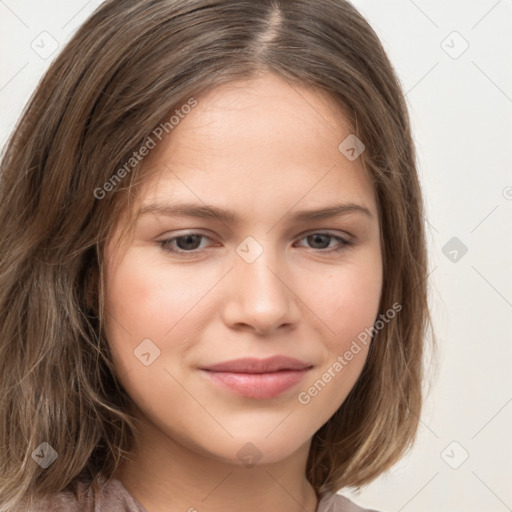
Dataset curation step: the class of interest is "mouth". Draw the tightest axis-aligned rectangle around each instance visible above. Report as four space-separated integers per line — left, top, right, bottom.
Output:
199 356 313 400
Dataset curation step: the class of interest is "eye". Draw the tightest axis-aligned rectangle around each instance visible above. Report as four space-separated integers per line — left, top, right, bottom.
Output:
294 232 352 252
157 231 352 257
158 233 213 254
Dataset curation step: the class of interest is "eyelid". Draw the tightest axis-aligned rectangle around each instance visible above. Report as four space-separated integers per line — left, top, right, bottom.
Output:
299 228 353 241
157 228 353 241
157 229 352 243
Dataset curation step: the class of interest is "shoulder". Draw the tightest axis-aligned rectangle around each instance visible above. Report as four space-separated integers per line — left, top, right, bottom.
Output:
317 491 382 512
30 476 146 512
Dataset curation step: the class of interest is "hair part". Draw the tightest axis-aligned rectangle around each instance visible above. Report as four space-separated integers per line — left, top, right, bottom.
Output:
0 0 433 509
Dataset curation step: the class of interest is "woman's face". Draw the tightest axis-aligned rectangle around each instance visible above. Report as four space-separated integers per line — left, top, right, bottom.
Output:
103 72 382 466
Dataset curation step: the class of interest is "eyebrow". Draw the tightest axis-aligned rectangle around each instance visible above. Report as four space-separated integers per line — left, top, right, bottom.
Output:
138 201 372 223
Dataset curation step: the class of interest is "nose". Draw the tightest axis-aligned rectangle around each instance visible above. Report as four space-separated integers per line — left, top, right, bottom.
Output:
221 245 301 335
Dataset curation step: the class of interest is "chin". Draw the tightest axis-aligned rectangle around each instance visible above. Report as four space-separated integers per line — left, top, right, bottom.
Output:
195 433 310 468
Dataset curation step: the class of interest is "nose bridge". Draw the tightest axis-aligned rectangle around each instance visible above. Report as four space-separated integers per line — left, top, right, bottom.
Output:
222 235 298 332
236 236 287 300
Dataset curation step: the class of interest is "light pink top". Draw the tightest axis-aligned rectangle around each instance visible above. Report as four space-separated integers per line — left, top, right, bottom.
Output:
32 476 380 511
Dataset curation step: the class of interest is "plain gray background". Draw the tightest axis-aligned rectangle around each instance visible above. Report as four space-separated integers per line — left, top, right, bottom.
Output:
1 1 511 511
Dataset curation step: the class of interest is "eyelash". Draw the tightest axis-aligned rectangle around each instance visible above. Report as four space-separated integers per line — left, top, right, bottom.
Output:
157 232 352 257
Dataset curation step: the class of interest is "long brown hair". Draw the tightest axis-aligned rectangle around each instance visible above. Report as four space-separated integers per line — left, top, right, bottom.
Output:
0 0 433 509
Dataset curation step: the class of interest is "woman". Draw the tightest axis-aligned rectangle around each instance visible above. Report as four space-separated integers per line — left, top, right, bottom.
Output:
0 1 432 510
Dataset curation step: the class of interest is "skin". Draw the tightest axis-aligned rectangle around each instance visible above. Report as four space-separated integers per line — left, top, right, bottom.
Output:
104 72 383 512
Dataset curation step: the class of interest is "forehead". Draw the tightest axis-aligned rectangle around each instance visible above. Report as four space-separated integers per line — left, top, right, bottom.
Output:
169 73 356 160
123 72 377 230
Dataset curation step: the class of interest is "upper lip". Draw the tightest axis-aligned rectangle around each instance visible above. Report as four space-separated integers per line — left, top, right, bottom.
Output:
201 356 313 374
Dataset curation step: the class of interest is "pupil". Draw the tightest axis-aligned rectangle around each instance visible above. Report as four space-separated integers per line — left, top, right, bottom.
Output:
309 234 329 249
177 235 201 250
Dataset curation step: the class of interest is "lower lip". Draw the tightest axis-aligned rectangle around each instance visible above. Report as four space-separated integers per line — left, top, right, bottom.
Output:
201 369 311 399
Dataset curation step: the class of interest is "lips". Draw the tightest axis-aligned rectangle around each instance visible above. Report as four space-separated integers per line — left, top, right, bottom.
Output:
201 356 312 373
200 356 313 399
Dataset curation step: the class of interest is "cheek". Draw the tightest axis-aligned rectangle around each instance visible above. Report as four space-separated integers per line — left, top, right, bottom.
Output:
104 249 212 338
294 262 381 427
300 254 383 350
102 249 208 377
293 251 382 407
103 248 237 399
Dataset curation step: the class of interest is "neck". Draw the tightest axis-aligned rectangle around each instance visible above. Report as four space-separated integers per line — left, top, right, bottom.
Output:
114 419 319 512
